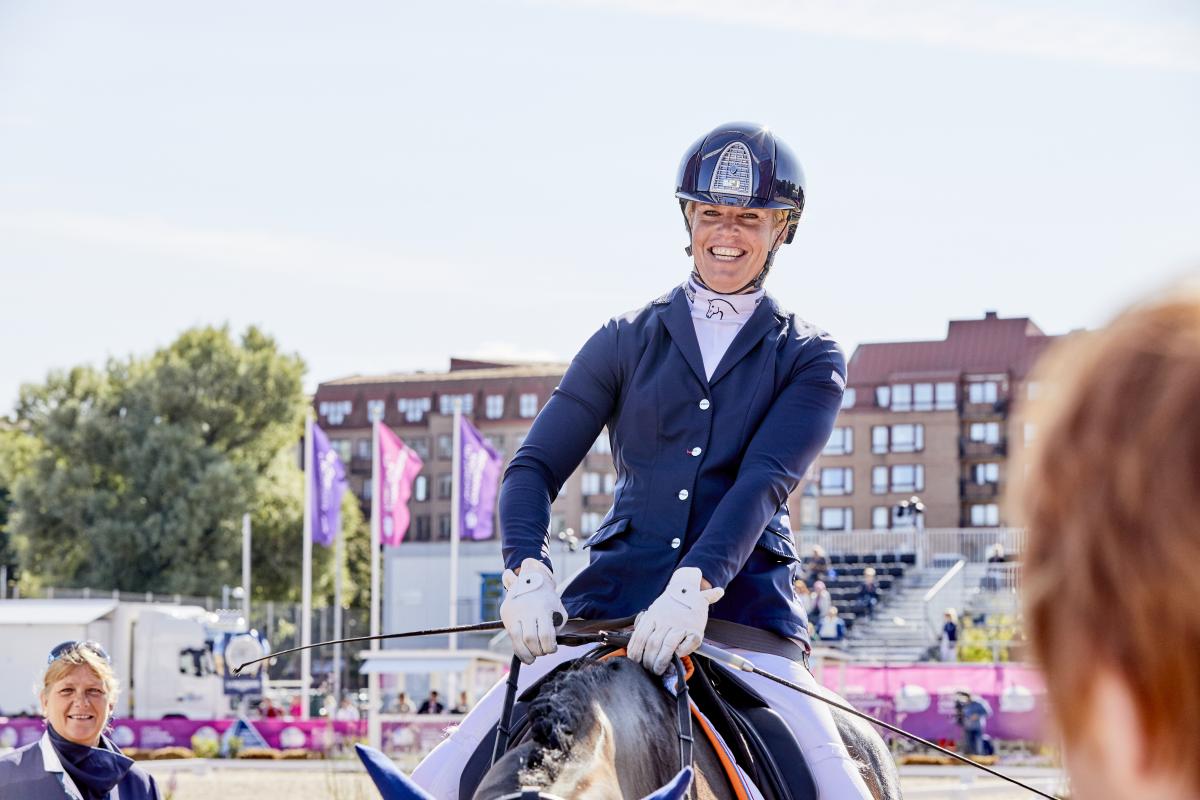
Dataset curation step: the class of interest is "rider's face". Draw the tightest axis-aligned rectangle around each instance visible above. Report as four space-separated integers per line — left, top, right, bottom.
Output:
689 203 787 293
41 665 110 746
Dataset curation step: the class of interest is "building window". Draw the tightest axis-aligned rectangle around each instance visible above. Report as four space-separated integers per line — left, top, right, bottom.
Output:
407 436 430 460
485 395 505 420
479 573 503 623
319 400 352 425
891 384 913 412
437 433 453 459
890 464 925 493
973 463 1000 485
397 397 432 423
519 393 539 418
890 424 924 453
439 393 474 415
484 434 505 457
823 427 854 456
330 438 353 465
872 466 889 494
413 515 431 542
819 467 853 496
581 472 602 496
367 399 386 423
580 512 603 535
355 438 371 459
875 386 891 409
841 388 856 409
820 507 853 531
362 479 373 500
604 473 616 494
968 381 999 404
413 475 428 502
969 422 1001 444
970 503 1000 527
591 432 612 455
935 382 956 410
437 513 452 540
437 473 453 499
871 426 888 454
912 383 934 412
871 506 890 530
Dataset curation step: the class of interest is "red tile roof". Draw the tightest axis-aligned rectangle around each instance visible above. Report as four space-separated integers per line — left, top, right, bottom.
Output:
846 312 1058 387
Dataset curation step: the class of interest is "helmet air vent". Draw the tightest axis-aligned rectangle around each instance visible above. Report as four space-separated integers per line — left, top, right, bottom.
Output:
709 141 753 204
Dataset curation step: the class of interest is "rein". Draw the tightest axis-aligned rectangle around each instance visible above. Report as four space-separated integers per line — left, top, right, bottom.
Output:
234 620 1062 800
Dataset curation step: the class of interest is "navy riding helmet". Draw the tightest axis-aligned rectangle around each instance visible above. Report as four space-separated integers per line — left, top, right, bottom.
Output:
675 121 806 245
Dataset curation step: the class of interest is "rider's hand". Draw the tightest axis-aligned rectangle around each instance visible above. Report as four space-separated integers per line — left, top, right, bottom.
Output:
500 558 568 665
627 567 724 675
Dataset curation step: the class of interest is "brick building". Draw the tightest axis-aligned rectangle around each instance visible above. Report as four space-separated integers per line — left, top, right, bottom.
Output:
312 358 619 544
803 312 1058 531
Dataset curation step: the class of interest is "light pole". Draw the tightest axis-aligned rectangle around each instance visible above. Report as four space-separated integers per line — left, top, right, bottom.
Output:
895 495 925 529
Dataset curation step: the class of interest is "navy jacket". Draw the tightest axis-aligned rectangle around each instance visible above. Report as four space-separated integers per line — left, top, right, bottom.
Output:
500 283 846 645
0 735 161 800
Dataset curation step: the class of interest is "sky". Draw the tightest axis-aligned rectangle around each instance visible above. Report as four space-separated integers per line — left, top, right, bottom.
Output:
1 0 1198 411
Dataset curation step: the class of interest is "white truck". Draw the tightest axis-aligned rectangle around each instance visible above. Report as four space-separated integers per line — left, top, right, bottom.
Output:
0 599 230 719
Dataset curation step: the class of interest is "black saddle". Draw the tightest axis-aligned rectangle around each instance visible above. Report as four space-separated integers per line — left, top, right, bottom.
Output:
459 648 817 800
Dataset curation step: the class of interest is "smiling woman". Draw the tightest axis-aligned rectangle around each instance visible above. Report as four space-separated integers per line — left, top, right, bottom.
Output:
0 641 163 799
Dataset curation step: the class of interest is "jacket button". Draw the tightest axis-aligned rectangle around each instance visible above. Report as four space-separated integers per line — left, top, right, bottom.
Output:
670 537 681 549
698 399 711 410
678 489 689 500
690 447 702 457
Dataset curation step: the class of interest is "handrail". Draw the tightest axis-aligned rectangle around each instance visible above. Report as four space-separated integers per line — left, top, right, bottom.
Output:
922 559 966 642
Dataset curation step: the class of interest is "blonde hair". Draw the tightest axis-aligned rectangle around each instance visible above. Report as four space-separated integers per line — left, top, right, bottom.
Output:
40 644 119 720
1020 290 1200 790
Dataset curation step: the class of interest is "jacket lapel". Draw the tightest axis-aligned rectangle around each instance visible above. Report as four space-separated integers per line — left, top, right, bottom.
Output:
654 286 709 388
708 294 785 387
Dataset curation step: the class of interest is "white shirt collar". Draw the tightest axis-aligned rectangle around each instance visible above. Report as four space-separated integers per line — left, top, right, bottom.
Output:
38 731 120 800
684 278 763 322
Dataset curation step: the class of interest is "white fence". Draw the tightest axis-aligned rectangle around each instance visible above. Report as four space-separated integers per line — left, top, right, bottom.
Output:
795 527 1025 569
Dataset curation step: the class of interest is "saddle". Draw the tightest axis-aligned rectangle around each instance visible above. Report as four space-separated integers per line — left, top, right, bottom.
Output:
459 620 817 800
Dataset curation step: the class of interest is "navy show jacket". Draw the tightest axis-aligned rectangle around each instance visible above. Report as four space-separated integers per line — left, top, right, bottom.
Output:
499 282 846 645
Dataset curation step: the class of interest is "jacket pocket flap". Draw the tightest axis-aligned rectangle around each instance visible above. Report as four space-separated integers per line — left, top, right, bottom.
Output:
584 516 631 548
757 524 799 561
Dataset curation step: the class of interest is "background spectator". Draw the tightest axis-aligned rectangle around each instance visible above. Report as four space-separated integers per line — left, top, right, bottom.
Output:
418 691 444 714
1021 291 1200 800
334 697 361 721
857 567 880 619
940 610 958 662
817 606 846 643
807 580 832 621
451 691 470 715
954 691 993 756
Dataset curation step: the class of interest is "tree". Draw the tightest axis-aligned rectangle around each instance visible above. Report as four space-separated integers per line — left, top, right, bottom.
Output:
0 422 39 594
10 326 308 596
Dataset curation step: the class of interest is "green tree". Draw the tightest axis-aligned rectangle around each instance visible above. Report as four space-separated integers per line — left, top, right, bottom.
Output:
0 422 39 594
10 326 308 596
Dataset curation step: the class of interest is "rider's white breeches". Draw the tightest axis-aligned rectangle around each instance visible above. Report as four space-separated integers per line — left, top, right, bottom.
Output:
410 644 873 799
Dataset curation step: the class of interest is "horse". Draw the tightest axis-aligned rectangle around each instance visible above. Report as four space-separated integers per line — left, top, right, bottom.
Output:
360 650 901 800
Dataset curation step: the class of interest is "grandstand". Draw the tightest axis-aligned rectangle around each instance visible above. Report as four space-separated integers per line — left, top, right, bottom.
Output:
796 529 1023 662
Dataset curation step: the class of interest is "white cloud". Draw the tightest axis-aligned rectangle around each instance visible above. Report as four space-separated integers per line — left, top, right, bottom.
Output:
553 0 1200 72
0 210 450 291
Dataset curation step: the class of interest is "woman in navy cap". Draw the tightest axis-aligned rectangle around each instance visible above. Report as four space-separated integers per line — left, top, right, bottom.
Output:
0 641 161 799
414 122 871 798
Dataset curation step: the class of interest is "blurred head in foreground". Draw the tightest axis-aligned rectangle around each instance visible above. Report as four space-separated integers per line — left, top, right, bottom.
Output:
1020 289 1200 800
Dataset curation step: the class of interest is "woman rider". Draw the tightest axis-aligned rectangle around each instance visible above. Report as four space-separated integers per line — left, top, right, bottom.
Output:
413 121 872 798
0 641 162 799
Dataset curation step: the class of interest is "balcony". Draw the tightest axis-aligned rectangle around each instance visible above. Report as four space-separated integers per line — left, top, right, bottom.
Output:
960 480 1000 500
959 437 1007 458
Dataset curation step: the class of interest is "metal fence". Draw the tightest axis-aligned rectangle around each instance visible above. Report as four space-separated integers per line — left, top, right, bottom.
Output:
795 527 1025 569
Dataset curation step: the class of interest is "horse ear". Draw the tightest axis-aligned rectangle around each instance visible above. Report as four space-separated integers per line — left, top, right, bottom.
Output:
355 744 437 800
639 766 693 800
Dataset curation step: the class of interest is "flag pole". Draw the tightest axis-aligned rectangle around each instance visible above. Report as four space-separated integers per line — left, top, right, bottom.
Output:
300 411 314 721
368 420 382 749
332 504 344 707
449 401 462 652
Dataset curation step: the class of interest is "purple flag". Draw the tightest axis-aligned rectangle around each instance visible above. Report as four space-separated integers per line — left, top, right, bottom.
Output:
459 417 502 541
310 423 348 547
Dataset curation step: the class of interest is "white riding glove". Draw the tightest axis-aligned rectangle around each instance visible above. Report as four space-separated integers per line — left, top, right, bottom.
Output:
627 567 724 675
500 558 568 665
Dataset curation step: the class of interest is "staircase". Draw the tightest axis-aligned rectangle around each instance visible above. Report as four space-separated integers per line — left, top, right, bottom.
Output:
840 567 945 663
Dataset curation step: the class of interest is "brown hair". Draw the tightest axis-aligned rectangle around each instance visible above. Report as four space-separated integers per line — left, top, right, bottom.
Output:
40 644 119 720
1020 290 1200 789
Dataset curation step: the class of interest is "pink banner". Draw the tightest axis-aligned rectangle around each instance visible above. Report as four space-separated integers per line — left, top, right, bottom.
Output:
817 662 1048 742
377 422 424 547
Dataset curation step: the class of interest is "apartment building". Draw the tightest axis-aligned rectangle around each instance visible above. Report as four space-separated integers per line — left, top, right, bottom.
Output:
801 312 1057 531
312 358 618 544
